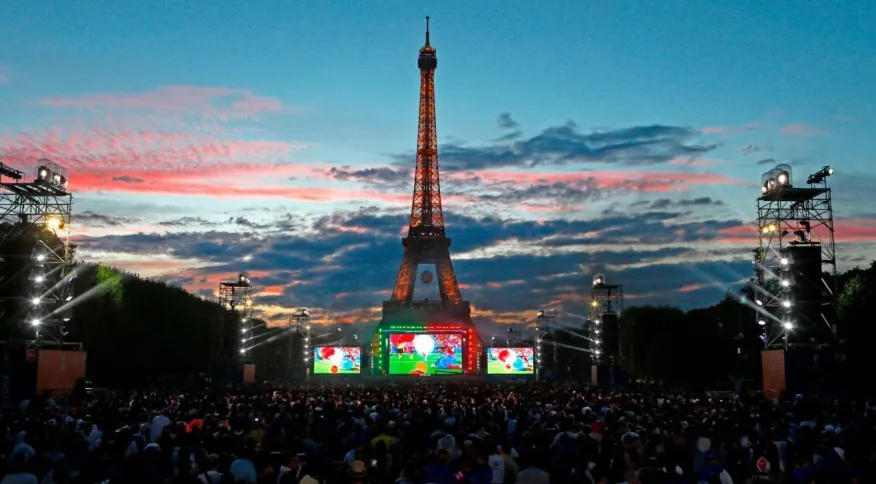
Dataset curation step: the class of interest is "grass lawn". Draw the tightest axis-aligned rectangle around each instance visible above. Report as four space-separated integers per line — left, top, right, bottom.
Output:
388 353 462 375
313 359 360 374
487 360 534 375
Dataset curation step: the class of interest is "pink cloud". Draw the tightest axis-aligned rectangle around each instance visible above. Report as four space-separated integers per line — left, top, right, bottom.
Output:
701 126 727 134
41 85 287 120
0 128 413 202
780 123 827 136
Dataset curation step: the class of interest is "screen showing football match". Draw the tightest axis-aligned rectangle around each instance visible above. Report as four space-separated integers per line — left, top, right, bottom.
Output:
388 333 463 375
312 346 361 374
487 347 535 374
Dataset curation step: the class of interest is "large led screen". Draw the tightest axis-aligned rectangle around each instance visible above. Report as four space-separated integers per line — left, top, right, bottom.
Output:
388 333 463 375
487 347 535 374
313 346 361 374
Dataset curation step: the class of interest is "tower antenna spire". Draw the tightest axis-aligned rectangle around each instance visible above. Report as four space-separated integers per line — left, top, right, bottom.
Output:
425 16 430 46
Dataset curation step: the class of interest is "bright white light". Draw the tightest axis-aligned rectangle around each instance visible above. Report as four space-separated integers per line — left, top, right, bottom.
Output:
778 173 787 184
780 280 790 287
783 322 793 330
34 276 44 283
594 350 601 355
413 334 435 355
30 319 40 326
780 258 789 265
240 348 246 353
39 169 47 178
828 168 834 175
36 254 46 262
65 295 73 301
758 320 766 326
242 254 253 262
595 329 601 334
241 318 247 323
756 299 764 306
594 319 601 325
241 339 246 343
31 297 40 305
241 328 247 333
782 300 791 308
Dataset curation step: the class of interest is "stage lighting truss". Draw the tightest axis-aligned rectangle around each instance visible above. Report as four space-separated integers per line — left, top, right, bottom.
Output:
27 240 75 345
219 272 254 357
534 309 555 370
589 276 624 363
0 160 74 347
290 308 311 363
754 164 837 347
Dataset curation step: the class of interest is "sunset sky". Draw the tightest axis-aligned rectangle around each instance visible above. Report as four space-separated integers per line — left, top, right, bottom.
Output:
1 1 875 338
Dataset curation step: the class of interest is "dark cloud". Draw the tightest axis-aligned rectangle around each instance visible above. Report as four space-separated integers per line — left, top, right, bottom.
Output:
492 131 522 142
757 158 777 165
81 207 751 325
394 123 716 171
325 166 409 187
76 211 131 227
111 175 144 183
649 197 723 209
741 144 761 155
497 113 520 129
230 217 271 229
159 217 216 227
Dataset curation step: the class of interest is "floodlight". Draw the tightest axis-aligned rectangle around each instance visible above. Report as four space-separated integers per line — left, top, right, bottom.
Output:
783 322 793 330
31 297 40 305
806 166 834 185
780 279 790 287
758 320 766 326
782 300 792 308
31 318 41 326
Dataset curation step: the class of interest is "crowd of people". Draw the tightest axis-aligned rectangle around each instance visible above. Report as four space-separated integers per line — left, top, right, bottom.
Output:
0 382 873 483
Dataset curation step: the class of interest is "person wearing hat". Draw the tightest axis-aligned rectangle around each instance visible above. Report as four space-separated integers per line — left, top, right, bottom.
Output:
346 460 369 483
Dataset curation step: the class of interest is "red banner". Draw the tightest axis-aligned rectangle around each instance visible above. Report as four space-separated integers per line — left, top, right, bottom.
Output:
36 350 86 396
761 349 786 399
242 364 256 384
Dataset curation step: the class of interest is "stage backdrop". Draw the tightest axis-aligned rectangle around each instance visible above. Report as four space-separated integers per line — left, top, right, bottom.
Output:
36 350 86 396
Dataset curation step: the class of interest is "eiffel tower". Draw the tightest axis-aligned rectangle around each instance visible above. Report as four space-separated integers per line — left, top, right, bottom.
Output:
372 18 481 377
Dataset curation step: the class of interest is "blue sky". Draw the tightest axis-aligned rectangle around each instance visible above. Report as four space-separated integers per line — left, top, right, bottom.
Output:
1 1 874 336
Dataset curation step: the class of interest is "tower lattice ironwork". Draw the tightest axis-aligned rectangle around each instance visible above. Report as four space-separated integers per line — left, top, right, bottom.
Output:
390 16 462 305
372 18 482 377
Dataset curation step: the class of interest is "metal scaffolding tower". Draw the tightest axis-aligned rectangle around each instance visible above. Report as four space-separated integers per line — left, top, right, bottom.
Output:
590 273 624 363
0 161 75 346
219 273 253 357
754 164 837 347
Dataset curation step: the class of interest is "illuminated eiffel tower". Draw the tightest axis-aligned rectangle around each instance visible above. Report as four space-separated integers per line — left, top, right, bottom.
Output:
370 18 481 377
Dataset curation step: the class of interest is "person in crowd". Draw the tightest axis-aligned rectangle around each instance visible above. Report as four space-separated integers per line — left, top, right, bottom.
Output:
0 383 870 484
